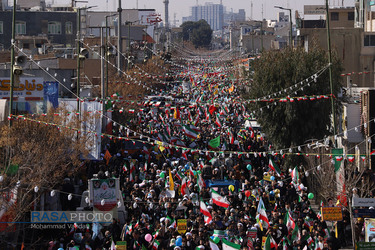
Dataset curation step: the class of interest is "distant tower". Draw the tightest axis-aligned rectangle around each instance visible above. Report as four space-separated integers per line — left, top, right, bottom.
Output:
251 0 253 20
164 0 169 29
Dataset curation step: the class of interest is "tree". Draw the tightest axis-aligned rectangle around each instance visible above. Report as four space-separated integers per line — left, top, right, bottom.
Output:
246 46 343 149
181 20 212 48
303 142 375 248
0 108 93 246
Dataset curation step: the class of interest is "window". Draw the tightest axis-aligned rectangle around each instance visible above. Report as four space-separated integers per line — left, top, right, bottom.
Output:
48 21 61 34
331 12 339 21
348 12 354 21
65 21 72 34
15 21 26 35
364 35 375 46
0 21 3 34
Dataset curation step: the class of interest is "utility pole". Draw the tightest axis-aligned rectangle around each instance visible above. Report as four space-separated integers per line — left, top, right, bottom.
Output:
76 5 96 114
76 8 81 114
9 0 16 126
274 6 293 48
100 27 106 133
117 0 122 76
105 14 117 97
326 0 337 141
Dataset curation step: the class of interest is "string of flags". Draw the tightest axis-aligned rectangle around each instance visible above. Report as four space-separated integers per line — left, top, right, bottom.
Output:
8 114 375 163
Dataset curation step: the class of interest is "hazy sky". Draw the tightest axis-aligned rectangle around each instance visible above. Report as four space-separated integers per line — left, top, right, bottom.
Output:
51 0 355 25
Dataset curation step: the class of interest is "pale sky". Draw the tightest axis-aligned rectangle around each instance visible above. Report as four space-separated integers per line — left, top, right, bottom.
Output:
50 0 355 26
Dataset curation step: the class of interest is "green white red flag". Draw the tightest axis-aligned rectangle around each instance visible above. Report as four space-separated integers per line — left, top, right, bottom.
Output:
256 197 269 231
268 159 281 176
211 188 230 208
264 234 277 250
200 199 212 224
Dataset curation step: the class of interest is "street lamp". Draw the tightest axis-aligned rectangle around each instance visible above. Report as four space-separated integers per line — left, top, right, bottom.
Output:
105 14 117 97
76 5 97 114
274 6 293 48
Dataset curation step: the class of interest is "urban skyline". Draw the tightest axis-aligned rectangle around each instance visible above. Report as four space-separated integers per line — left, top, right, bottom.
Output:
48 0 356 26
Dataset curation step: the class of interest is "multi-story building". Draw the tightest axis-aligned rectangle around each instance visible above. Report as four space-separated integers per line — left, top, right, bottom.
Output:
0 6 77 51
185 3 224 31
224 9 246 24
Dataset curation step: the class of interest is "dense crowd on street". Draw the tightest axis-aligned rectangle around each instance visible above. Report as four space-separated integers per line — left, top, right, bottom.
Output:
44 62 354 250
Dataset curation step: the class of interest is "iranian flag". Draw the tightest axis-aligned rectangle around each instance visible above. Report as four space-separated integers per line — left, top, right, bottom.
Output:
211 189 230 208
222 238 241 250
268 159 282 176
227 129 234 144
181 177 189 196
256 197 269 231
129 160 136 182
189 124 201 133
291 167 299 185
348 155 355 163
284 210 295 232
187 110 193 122
303 235 314 246
152 239 160 250
197 174 206 191
166 216 177 228
215 114 222 127
176 171 185 181
194 114 200 126
200 199 212 224
291 225 301 243
264 234 277 250
183 125 198 139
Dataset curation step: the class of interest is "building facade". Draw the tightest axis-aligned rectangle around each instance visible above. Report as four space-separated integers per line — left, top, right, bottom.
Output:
0 10 77 51
190 3 224 31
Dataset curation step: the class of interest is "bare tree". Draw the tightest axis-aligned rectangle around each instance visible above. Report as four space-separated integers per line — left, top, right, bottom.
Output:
0 107 94 245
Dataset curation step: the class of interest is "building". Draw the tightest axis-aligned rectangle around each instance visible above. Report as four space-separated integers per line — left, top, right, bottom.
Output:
0 8 77 51
85 9 157 39
224 8 246 24
184 3 224 31
297 7 367 87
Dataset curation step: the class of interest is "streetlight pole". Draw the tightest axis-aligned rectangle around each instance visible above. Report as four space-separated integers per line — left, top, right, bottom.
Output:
105 14 117 98
274 6 293 48
117 0 123 76
326 0 337 141
76 8 81 114
76 5 97 114
9 0 16 126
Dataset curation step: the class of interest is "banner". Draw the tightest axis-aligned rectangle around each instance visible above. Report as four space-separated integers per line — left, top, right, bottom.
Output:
321 207 343 221
177 219 187 234
89 178 119 212
0 78 45 100
365 218 375 242
353 198 375 208
353 209 375 218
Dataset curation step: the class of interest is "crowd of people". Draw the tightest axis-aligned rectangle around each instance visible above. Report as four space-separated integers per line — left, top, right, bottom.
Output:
44 60 354 250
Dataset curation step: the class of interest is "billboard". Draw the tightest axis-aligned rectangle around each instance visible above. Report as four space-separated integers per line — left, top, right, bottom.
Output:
304 5 326 15
0 78 45 100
